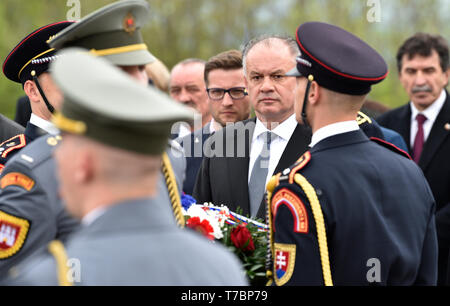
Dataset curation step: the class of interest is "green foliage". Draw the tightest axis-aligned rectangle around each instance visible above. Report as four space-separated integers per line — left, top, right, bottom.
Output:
0 0 448 119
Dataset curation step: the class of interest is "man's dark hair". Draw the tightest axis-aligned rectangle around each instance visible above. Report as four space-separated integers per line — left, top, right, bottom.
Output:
396 33 449 73
204 50 243 86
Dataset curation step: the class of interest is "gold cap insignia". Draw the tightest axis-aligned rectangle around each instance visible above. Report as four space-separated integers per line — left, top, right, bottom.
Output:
123 12 136 34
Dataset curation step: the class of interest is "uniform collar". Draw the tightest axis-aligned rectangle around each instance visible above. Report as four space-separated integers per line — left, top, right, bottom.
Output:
29 113 59 135
310 120 359 148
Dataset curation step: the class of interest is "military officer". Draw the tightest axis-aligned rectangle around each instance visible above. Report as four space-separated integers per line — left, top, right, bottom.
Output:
267 22 438 285
5 49 247 286
0 0 186 278
0 21 74 168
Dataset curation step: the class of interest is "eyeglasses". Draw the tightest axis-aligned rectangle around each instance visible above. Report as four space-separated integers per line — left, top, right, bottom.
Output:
206 87 248 100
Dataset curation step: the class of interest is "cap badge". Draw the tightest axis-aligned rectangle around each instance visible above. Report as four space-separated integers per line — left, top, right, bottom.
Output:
123 12 136 34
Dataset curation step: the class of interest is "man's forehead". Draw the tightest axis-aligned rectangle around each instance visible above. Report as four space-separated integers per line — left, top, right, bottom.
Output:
402 50 441 67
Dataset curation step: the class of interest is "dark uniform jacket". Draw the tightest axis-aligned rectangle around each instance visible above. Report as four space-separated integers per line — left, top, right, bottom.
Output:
193 117 311 220
0 114 24 144
377 91 450 284
270 129 438 285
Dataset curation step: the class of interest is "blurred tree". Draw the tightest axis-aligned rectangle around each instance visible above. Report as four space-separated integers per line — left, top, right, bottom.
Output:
0 0 448 119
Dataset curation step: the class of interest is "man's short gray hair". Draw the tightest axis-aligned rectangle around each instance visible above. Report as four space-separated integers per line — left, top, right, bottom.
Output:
241 34 300 75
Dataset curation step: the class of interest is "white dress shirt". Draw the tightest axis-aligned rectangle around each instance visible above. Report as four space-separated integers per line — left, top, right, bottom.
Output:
29 113 59 135
248 114 297 187
409 89 446 148
309 120 360 148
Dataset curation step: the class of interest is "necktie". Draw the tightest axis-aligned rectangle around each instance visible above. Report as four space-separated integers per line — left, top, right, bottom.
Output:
412 113 427 163
248 131 273 217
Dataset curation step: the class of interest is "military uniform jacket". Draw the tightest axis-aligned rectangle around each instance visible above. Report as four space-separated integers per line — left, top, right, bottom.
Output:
0 135 186 278
6 198 248 285
0 114 24 144
0 122 46 171
270 129 438 285
0 135 79 277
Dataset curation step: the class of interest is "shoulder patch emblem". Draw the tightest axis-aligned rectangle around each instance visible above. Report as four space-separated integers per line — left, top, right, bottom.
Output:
272 188 308 233
0 211 30 259
289 151 311 183
0 134 26 158
274 243 296 286
1 172 35 191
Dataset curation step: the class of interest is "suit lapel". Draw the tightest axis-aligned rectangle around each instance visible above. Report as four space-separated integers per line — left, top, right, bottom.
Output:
274 123 312 174
395 104 412 152
419 92 450 170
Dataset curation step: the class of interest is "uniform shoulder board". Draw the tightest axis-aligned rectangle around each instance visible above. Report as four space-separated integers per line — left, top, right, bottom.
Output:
370 137 412 160
0 134 26 160
275 151 312 187
356 111 372 125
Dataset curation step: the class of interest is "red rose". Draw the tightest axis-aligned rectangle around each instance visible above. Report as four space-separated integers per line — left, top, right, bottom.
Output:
186 217 215 240
230 224 255 253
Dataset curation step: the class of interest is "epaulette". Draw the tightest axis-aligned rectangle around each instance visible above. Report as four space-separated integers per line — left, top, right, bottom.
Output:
0 134 26 160
370 137 412 160
1 135 62 174
356 111 372 125
273 151 312 190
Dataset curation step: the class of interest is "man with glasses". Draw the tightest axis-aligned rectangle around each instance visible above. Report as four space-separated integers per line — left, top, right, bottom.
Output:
177 50 251 195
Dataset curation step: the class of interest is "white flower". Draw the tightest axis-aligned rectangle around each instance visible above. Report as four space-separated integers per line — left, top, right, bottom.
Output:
185 204 224 240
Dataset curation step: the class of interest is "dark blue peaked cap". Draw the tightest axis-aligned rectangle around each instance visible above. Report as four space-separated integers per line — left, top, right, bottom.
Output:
286 22 388 95
3 21 75 84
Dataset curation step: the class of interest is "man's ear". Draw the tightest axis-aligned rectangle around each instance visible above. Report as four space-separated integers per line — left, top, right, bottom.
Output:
75 150 94 184
308 81 320 105
23 80 40 103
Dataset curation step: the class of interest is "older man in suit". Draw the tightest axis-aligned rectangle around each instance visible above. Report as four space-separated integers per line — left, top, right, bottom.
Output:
377 33 450 285
193 35 311 219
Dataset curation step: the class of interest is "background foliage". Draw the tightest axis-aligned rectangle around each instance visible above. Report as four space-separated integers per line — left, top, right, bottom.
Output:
0 0 448 119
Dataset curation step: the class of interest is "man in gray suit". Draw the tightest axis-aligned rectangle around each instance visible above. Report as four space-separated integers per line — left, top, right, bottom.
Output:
0 114 24 144
0 0 186 278
6 49 247 286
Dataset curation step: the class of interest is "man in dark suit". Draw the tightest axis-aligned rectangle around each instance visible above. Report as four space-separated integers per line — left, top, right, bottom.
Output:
193 35 311 219
377 33 449 285
177 50 251 195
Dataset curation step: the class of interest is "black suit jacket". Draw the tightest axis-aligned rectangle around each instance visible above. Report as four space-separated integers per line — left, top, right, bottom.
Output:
193 117 311 220
377 90 450 284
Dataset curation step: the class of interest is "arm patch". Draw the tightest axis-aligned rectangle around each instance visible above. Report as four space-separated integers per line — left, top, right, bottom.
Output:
272 188 309 233
0 210 30 259
1 172 35 191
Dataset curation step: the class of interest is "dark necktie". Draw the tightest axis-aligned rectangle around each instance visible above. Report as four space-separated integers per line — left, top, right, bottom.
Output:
412 113 427 163
248 131 273 217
